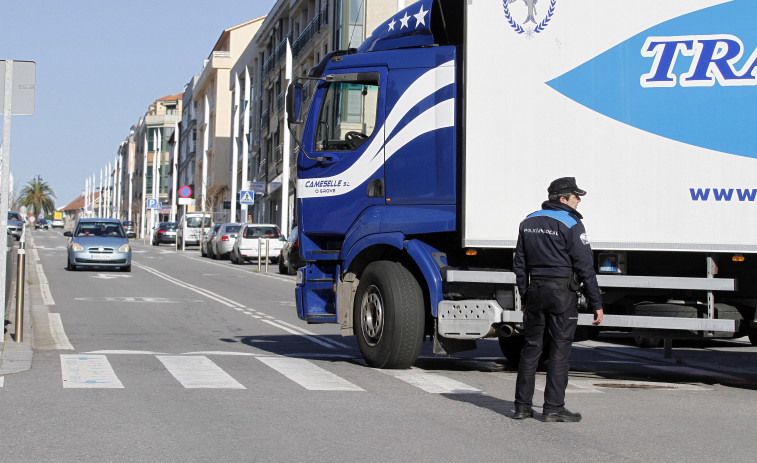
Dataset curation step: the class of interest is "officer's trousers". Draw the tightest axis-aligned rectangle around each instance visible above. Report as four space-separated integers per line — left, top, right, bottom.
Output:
514 279 578 413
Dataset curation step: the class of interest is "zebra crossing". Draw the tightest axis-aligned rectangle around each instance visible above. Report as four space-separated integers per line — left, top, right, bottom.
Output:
0 351 712 393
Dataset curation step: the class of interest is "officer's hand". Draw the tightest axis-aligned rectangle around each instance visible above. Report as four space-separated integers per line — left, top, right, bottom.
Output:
592 308 604 325
520 304 526 312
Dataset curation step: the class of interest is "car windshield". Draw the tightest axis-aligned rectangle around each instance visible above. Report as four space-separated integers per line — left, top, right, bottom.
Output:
245 226 280 238
75 222 125 238
8 212 21 221
159 223 178 230
122 221 134 226
186 216 212 228
225 225 241 234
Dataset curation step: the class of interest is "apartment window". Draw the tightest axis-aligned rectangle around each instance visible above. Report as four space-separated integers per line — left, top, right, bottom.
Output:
165 104 177 115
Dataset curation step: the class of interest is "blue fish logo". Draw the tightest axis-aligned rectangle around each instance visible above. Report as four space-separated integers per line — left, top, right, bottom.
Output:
547 0 757 159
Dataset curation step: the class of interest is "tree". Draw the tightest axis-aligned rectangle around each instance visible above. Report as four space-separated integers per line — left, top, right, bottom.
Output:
19 175 56 219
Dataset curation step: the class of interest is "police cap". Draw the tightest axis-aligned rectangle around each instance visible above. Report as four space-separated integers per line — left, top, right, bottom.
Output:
548 177 587 196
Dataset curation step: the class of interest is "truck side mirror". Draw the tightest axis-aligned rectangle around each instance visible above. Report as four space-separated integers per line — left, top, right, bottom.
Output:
287 83 304 125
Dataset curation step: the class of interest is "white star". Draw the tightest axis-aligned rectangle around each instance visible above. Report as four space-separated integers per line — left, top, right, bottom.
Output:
399 12 411 29
414 6 428 28
388 18 397 31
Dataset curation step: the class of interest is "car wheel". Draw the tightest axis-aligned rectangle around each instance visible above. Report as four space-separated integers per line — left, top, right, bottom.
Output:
201 244 207 257
122 265 132 272
67 256 77 271
278 256 287 274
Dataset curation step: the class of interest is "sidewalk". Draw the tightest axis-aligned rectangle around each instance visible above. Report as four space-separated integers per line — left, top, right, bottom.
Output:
0 236 34 376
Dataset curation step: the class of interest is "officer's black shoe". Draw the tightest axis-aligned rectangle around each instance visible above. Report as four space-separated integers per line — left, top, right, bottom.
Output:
512 409 534 420
543 409 582 422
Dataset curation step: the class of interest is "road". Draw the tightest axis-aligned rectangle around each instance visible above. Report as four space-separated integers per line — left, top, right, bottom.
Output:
1 229 756 462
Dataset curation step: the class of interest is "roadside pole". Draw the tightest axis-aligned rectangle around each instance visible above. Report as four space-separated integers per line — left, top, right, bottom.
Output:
14 228 25 342
1 60 35 341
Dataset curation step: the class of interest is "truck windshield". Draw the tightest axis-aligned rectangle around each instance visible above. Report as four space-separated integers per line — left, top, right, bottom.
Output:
315 78 379 152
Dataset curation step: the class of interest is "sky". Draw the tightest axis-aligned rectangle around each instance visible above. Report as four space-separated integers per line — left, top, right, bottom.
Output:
0 0 277 209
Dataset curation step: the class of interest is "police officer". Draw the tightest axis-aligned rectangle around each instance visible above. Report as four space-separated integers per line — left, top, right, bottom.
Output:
512 177 603 422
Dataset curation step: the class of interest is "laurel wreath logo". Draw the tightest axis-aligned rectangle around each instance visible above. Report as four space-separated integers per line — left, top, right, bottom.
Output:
503 0 557 36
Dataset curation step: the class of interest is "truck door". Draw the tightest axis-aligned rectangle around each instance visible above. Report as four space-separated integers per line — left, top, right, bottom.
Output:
297 67 387 239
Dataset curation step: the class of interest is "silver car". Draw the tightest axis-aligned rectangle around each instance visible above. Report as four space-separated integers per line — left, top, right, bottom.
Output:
65 218 135 271
211 223 242 260
7 211 24 240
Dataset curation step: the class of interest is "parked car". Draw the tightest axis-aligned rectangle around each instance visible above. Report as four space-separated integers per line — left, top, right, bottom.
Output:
201 224 221 258
7 211 24 240
278 226 304 275
51 217 65 228
35 219 50 230
64 218 136 271
231 223 283 265
121 220 135 234
210 223 242 260
152 222 178 245
177 213 212 247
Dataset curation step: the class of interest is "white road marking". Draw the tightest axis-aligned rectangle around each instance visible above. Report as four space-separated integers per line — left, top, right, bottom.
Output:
85 350 169 355
49 313 74 350
258 357 364 391
379 368 481 394
91 274 132 280
157 355 245 389
0 376 4 387
136 262 347 350
60 355 123 388
37 263 56 306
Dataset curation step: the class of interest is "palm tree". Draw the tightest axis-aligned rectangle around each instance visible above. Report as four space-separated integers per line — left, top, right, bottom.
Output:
19 175 56 219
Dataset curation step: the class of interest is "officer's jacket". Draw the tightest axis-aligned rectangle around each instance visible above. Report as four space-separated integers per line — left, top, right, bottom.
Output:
513 201 602 310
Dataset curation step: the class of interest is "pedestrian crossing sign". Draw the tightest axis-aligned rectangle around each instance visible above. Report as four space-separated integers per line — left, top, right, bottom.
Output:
239 190 255 205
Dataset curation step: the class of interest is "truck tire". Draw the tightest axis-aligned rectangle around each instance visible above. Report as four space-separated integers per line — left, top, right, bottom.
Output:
498 334 550 367
631 303 744 342
354 261 425 369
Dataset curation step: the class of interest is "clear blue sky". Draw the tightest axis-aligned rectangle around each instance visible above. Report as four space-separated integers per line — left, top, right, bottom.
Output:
1 0 276 209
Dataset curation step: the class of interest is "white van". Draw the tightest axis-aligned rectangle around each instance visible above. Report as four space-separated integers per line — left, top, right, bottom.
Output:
176 212 212 247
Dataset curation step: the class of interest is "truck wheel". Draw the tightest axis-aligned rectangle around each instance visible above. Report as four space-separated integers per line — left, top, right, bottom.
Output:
634 335 661 348
498 335 550 367
354 261 425 369
498 336 525 365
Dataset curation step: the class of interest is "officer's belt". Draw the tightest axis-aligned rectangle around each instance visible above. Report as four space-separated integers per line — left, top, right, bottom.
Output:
530 276 570 285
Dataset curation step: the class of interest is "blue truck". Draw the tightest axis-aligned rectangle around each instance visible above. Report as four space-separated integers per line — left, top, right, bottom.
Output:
287 0 757 368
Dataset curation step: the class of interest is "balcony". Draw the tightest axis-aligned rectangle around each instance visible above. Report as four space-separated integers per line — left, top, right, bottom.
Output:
292 4 328 59
276 91 285 113
260 110 270 131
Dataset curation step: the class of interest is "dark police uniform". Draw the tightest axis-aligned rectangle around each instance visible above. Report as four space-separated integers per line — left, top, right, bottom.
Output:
513 180 602 419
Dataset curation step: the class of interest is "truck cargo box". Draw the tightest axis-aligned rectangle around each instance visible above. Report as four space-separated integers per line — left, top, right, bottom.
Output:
464 0 757 252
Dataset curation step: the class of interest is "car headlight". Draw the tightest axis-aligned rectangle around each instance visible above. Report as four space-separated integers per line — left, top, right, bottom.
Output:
119 243 130 252
71 243 84 252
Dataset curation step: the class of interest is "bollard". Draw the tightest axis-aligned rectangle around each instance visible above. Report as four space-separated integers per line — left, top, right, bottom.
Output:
257 238 262 272
15 232 26 342
265 239 270 273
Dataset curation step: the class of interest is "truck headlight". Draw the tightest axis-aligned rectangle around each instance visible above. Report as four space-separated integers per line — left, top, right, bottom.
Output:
119 243 130 252
71 243 84 252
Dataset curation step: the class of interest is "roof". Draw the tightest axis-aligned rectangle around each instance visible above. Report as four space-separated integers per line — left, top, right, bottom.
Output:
157 93 184 102
61 192 101 212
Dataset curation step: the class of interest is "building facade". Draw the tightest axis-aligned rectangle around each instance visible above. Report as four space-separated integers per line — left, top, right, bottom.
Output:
133 94 182 237
191 18 263 225
231 0 401 237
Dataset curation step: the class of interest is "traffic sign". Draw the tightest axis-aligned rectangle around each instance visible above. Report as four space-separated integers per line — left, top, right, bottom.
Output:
178 185 192 198
239 190 255 205
248 182 266 195
146 198 161 210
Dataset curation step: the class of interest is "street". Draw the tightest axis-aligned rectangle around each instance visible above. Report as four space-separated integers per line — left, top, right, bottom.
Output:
1 229 756 462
